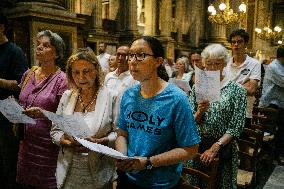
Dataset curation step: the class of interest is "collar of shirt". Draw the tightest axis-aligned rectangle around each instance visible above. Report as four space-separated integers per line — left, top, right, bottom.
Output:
114 69 131 78
231 54 249 68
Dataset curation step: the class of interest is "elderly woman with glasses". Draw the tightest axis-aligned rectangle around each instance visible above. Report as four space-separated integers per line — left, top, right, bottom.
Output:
50 47 117 189
115 36 200 189
186 44 247 189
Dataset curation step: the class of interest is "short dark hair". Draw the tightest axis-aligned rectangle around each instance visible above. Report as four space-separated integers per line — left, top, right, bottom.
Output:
191 49 202 55
0 13 9 35
229 29 250 43
277 46 284 58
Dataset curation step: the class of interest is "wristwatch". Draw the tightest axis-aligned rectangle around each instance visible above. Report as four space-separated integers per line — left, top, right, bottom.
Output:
145 157 153 170
216 140 224 148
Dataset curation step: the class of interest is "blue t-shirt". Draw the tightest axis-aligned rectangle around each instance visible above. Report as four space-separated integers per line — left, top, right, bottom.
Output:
118 83 200 188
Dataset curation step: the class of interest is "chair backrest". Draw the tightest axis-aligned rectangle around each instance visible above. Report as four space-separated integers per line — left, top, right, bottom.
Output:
239 128 263 162
237 128 263 188
251 107 279 134
182 153 219 189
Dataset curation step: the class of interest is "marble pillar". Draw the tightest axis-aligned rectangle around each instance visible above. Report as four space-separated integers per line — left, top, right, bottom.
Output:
144 0 157 36
208 23 229 47
118 0 139 45
10 0 80 65
159 0 172 38
125 0 138 33
109 0 118 20
92 0 103 32
158 0 175 59
66 0 75 12
175 0 184 43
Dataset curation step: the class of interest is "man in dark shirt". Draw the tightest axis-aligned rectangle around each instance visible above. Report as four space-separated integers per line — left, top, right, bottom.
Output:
0 13 28 188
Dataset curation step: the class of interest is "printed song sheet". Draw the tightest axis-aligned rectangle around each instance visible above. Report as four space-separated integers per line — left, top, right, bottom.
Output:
195 66 220 103
42 110 91 138
0 97 36 124
75 137 136 160
169 78 191 93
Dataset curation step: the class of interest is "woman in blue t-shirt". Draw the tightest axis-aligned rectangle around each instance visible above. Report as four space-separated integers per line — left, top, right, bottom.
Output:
115 36 200 189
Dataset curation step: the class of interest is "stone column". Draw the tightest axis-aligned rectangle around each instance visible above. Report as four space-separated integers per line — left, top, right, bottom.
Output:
175 0 184 43
92 0 103 32
66 0 75 12
109 0 118 20
197 0 207 46
159 0 172 37
158 0 175 59
144 0 157 35
125 0 138 33
118 0 139 44
208 23 229 47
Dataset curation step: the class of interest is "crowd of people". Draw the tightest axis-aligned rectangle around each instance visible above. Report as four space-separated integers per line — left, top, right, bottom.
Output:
1 12 284 189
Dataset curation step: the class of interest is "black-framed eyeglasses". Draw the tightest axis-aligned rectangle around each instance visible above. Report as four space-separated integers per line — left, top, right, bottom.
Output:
231 39 244 45
128 52 155 61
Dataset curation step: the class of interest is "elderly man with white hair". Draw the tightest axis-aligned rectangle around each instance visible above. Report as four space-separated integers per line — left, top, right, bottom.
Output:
186 43 247 189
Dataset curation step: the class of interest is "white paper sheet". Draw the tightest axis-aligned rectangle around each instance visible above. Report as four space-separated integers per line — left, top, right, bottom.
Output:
74 137 136 160
169 78 191 93
195 66 220 103
0 96 36 124
42 110 91 138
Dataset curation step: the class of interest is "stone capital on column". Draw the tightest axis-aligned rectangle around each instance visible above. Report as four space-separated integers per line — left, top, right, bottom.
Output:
208 23 230 47
125 0 138 34
159 0 172 38
92 0 103 33
144 0 157 36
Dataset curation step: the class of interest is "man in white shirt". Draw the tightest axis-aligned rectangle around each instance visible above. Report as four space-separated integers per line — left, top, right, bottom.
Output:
104 45 137 125
97 42 111 73
225 29 261 127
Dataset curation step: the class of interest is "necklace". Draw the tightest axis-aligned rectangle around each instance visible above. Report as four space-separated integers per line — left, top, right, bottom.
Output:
78 89 99 113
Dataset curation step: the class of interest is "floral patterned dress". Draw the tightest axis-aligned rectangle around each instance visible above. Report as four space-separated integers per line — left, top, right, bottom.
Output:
185 80 247 189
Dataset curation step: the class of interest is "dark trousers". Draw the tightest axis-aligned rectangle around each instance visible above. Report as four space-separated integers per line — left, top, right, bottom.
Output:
116 171 182 189
0 121 20 189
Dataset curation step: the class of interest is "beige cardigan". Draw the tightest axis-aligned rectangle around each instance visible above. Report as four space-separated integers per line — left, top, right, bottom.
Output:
50 86 117 189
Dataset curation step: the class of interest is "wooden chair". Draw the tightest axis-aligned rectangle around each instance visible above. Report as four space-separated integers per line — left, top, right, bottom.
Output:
237 128 263 188
252 107 279 133
251 107 279 161
181 153 219 189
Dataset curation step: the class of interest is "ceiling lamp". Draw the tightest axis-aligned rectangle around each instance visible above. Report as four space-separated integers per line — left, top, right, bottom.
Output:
255 18 282 41
207 0 247 26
